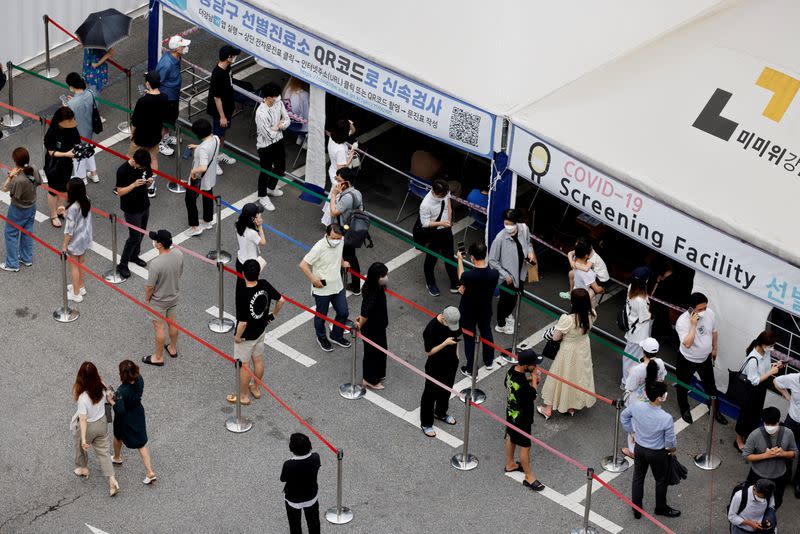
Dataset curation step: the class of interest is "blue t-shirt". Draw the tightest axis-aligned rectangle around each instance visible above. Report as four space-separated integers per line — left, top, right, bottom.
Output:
466 188 488 222
67 90 95 139
155 53 182 101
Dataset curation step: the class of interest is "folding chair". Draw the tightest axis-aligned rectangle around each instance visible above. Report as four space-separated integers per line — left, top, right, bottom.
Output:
395 150 442 222
462 208 487 242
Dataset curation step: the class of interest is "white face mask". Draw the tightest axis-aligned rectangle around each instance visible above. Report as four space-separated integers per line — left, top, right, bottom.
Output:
152 240 159 251
504 224 516 234
181 46 189 55
753 493 767 503
660 392 668 403
327 237 342 247
378 276 388 286
764 424 780 435
764 345 774 353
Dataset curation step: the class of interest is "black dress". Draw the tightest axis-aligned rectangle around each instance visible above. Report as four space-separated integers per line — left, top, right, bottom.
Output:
112 376 148 449
43 125 80 193
360 287 388 384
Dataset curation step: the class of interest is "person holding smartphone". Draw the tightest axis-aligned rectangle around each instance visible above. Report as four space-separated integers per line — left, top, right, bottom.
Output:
419 306 462 438
114 149 153 279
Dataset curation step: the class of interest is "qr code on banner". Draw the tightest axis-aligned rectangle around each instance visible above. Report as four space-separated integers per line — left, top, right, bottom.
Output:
448 107 480 147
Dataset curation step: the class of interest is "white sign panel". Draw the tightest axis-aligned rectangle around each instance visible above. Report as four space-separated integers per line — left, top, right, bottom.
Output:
161 0 495 155
508 125 800 315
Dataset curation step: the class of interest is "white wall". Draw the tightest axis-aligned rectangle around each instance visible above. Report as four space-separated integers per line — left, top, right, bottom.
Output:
3 0 146 69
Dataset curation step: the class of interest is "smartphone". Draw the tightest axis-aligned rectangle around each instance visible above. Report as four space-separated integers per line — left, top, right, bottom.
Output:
59 94 69 106
182 146 193 160
137 84 146 95
320 279 327 287
451 336 461 342
525 257 536 266
457 241 466 255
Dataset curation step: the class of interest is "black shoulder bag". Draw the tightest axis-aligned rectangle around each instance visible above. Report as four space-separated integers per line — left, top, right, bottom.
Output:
413 199 444 246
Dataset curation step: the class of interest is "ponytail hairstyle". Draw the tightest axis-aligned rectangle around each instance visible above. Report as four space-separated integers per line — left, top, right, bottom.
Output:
645 359 659 387
745 330 776 355
628 275 648 300
11 147 35 177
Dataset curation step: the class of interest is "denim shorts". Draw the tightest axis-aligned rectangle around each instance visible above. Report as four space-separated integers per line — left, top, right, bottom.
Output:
212 117 231 137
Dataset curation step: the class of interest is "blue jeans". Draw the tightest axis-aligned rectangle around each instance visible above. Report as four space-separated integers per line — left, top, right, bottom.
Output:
4 204 36 268
313 289 349 340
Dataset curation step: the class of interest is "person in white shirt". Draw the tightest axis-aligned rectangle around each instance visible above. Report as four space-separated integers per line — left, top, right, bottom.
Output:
255 82 289 212
418 179 459 296
735 331 783 451
560 237 609 299
568 241 603 305
674 292 728 425
774 368 800 496
234 202 266 276
327 119 356 183
728 479 776 533
184 119 220 237
622 337 667 458
622 276 652 386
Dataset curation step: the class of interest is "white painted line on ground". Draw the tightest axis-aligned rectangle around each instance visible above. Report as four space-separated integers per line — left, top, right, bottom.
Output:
363 390 462 448
89 240 148 280
205 305 235 322
0 192 49 222
96 130 131 151
505 471 622 533
85 524 111 534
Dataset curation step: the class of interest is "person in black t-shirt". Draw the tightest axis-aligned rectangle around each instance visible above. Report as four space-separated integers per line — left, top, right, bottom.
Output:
280 433 321 534
420 306 462 438
206 45 240 169
504 349 546 491
228 260 285 405
115 149 153 278
355 262 389 389
457 242 500 376
128 71 168 198
43 106 80 226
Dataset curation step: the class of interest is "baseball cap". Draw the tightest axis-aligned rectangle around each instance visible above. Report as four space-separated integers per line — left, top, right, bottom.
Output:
168 35 191 50
144 70 161 87
241 202 264 219
442 306 461 331
219 45 242 60
149 229 173 248
640 337 660 354
517 348 543 366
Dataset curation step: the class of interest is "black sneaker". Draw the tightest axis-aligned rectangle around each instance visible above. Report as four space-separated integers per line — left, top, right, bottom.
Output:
330 336 351 348
460 365 471 378
131 257 147 268
117 264 131 279
681 410 693 424
317 337 333 352
654 507 681 518
426 283 440 297
349 285 361 295
449 286 460 294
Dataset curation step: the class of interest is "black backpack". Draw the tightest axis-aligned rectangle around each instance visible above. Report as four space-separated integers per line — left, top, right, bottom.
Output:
727 482 749 525
339 190 373 249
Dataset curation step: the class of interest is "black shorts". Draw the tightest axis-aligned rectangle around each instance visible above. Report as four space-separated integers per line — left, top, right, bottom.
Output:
47 170 70 196
164 100 179 127
505 418 532 448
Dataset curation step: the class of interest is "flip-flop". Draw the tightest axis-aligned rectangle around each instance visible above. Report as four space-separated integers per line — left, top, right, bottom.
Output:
73 469 88 479
523 479 545 491
536 406 551 420
164 344 178 358
504 461 524 473
141 355 164 367
51 217 62 228
226 394 251 405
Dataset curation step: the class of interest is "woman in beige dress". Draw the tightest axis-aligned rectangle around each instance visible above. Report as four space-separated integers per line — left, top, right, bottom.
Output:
537 288 597 418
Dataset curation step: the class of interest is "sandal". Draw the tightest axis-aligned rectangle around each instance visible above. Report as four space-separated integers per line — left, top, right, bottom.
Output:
248 383 262 399
73 468 89 479
141 355 164 367
523 479 545 491
434 414 457 425
226 394 251 405
164 344 178 358
51 217 62 228
536 406 551 420
111 457 123 465
504 461 524 473
421 426 437 438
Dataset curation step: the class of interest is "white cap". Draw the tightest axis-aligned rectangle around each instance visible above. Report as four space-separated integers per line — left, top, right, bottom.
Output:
168 35 191 50
640 337 660 354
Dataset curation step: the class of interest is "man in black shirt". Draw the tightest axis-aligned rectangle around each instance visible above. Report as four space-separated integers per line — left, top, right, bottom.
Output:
457 242 500 376
128 71 168 197
115 149 153 279
504 349 545 491
229 259 285 405
206 45 240 172
420 306 462 438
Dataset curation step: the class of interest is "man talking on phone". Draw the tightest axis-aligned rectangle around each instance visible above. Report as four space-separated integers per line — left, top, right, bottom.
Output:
675 292 728 425
419 306 462 438
115 149 152 279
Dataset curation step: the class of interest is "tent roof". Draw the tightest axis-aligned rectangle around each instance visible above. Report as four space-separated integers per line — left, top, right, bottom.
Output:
510 0 800 266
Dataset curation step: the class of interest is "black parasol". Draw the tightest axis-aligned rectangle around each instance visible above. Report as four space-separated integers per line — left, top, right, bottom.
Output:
75 9 132 50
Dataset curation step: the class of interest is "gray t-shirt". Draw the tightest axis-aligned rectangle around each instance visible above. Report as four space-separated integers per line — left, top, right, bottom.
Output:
147 249 184 307
742 425 797 478
335 188 362 227
192 135 220 191
64 202 93 256
67 90 95 139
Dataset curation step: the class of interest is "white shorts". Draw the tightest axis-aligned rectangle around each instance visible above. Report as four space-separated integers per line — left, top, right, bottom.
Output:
72 155 97 178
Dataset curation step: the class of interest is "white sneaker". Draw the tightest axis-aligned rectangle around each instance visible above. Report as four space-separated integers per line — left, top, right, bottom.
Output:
185 226 203 237
201 220 215 230
266 188 284 197
67 291 84 303
88 174 100 183
258 196 275 212
67 284 87 296
39 169 48 183
100 116 107 124
164 135 177 146
217 153 236 165
216 163 223 175
494 323 513 335
159 142 175 156
147 185 157 198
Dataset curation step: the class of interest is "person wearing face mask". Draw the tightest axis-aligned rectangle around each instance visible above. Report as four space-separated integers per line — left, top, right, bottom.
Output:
489 209 534 335
622 338 667 458
329 168 364 294
43 106 80 227
207 45 241 174
773 366 800 497
255 82 290 211
734 331 783 452
128 71 168 197
728 479 776 534
418 179 459 296
299 224 351 352
114 149 153 279
355 262 389 389
155 35 191 156
142 230 183 367
504 349 545 491
234 202 266 278
742 406 797 509
674 292 728 425
621 380 680 519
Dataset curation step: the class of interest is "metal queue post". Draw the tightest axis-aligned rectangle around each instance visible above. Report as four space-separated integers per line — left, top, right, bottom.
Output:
117 68 133 135
225 359 253 433
206 196 231 263
501 289 524 364
102 214 126 284
38 16 60 79
339 333 365 400
208 260 234 333
3 62 24 127
570 468 598 534
451 394 478 471
168 132 186 193
53 252 79 323
694 396 721 470
459 340 486 404
600 398 630 473
325 449 354 525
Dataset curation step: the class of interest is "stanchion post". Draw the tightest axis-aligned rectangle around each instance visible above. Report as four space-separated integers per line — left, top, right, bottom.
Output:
3 62 23 127
117 69 133 134
208 261 235 333
459 338 486 404
570 468 598 534
451 394 478 470
325 449 354 524
601 398 630 473
501 289 524 364
38 16 60 79
168 131 186 193
694 396 721 470
206 196 231 263
53 252 79 322
225 359 253 433
339 333 365 399
103 214 126 284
